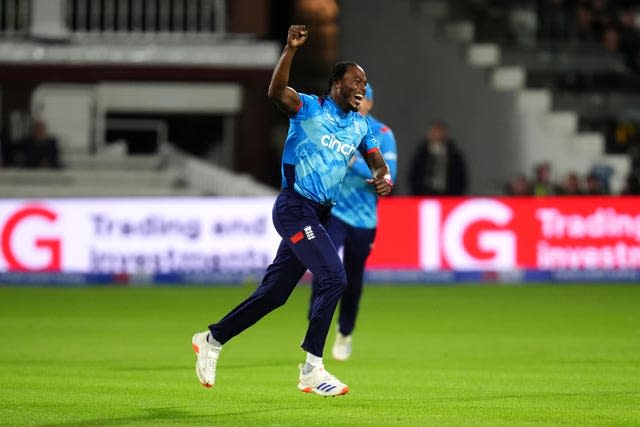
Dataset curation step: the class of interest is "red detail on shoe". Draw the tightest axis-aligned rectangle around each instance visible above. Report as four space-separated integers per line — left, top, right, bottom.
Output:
192 343 199 354
339 386 349 395
290 231 304 244
301 386 312 393
201 382 213 388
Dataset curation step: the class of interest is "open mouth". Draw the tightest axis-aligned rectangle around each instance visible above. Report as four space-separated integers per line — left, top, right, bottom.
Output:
354 93 364 101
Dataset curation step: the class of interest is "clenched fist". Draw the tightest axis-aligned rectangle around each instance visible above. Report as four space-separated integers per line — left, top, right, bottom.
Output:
287 25 308 49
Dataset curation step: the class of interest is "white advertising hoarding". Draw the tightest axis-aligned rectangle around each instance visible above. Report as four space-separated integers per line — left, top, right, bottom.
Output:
0 198 280 273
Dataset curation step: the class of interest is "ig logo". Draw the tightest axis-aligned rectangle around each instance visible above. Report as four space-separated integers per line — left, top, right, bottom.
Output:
420 199 516 270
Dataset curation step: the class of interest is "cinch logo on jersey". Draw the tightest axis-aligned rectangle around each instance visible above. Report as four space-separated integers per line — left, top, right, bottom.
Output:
320 134 356 156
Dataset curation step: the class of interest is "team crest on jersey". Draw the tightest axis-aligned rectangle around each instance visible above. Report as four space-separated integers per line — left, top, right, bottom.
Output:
304 225 315 240
290 226 316 244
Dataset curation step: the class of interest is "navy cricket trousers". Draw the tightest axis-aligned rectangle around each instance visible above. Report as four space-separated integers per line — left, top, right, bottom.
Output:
311 215 376 336
209 189 347 357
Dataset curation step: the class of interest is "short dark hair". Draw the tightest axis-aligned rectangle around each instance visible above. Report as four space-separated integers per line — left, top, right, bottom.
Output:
429 119 449 130
326 62 358 95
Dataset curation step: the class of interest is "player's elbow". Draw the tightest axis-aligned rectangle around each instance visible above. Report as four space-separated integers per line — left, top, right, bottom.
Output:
267 84 284 101
267 85 277 100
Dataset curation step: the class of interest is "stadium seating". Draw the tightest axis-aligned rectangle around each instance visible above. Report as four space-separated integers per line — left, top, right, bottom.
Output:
0 0 280 199
430 0 635 192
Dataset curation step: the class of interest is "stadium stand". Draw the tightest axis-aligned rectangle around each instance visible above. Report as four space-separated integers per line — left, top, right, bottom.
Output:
0 0 280 198
429 0 638 194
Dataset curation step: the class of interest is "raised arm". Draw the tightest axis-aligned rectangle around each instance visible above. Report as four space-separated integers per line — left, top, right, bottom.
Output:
365 149 393 196
267 25 308 114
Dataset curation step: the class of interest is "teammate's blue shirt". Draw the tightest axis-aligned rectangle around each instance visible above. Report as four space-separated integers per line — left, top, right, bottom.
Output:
281 93 379 205
331 114 397 229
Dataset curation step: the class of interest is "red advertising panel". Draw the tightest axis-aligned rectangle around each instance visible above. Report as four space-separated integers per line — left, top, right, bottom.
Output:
2 196 639 274
368 196 640 271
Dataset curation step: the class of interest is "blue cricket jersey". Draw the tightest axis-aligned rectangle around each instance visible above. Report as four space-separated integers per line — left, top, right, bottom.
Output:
331 114 398 229
281 93 379 205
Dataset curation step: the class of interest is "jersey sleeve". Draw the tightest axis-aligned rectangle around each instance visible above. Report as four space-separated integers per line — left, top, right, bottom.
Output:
357 117 380 157
291 93 320 120
349 153 374 178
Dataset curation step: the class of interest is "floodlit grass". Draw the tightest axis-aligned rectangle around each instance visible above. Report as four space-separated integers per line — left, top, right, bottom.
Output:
0 284 639 426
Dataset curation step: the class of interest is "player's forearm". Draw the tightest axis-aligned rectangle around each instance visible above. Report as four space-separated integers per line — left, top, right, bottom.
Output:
267 46 297 100
373 165 391 184
367 150 391 181
366 149 393 196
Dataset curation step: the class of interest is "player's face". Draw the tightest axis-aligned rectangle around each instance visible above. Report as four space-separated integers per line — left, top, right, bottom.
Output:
337 65 367 112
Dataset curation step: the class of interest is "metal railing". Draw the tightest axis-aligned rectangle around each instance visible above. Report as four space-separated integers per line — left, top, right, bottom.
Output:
66 0 226 39
0 0 30 36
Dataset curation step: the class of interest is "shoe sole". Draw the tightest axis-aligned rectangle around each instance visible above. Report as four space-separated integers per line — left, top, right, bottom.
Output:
332 352 350 361
298 383 349 397
192 338 213 388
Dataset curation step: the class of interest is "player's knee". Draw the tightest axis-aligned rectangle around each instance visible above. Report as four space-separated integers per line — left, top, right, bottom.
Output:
318 270 347 293
261 291 290 308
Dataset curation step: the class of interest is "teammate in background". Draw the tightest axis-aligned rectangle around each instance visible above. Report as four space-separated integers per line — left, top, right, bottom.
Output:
310 83 398 361
191 25 392 397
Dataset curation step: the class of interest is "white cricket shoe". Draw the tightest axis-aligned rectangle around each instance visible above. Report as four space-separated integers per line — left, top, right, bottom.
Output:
298 364 349 397
191 331 221 388
332 332 352 361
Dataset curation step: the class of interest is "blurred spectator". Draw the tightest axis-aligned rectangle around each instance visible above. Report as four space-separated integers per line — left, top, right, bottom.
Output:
616 5 640 53
585 171 605 194
505 173 532 195
537 0 575 41
628 136 640 177
16 119 62 169
602 24 640 73
590 0 616 38
408 121 468 196
532 162 554 195
556 171 584 194
621 172 640 194
602 6 640 73
570 1 599 42
590 164 614 193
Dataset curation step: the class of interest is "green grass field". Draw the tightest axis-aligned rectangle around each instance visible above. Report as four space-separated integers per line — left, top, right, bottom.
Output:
0 284 639 426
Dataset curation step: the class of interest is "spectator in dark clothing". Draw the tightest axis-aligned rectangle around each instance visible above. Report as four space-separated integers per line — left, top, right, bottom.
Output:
537 0 576 41
585 171 605 194
570 2 600 42
600 7 640 73
591 0 616 38
505 173 532 196
602 25 640 73
18 119 61 169
556 171 584 195
621 173 640 194
616 5 640 52
409 121 468 196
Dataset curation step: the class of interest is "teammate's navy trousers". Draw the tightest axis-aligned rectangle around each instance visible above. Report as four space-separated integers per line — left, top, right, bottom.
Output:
209 188 347 357
311 215 376 336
